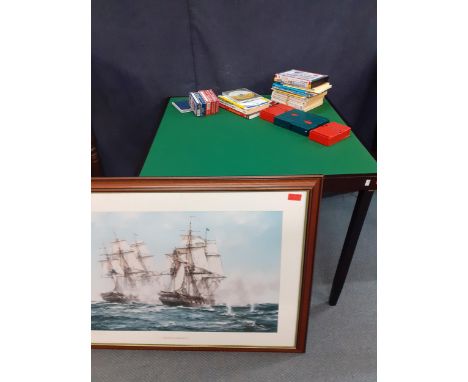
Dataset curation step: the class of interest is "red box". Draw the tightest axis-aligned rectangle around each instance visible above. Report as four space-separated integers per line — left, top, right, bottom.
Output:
260 104 294 123
308 122 351 146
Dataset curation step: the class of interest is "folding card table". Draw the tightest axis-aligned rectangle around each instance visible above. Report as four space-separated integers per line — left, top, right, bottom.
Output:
140 97 377 305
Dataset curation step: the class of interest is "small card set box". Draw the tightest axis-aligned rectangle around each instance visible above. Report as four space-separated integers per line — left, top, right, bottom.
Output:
260 104 294 123
308 122 351 146
274 110 329 136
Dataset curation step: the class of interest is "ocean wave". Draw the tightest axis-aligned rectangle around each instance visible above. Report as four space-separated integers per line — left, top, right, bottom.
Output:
91 302 278 332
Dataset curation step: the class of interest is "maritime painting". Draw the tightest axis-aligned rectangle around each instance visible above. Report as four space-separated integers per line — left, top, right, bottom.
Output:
92 211 282 333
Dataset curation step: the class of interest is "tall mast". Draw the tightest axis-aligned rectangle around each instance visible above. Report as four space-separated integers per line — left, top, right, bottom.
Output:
101 245 112 272
101 245 121 292
186 218 194 266
185 218 201 296
203 227 208 257
100 246 116 281
132 234 150 275
113 236 135 288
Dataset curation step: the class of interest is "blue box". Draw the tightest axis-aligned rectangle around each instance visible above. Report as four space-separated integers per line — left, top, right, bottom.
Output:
274 110 329 136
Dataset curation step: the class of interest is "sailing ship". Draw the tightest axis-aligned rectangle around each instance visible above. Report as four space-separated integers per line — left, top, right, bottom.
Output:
98 222 226 306
159 223 226 307
99 237 156 303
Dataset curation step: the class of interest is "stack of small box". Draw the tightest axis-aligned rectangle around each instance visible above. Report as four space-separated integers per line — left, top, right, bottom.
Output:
260 105 351 146
189 90 219 116
271 69 332 111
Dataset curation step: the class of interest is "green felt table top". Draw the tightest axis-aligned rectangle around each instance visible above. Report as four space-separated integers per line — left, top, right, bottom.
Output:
140 97 376 177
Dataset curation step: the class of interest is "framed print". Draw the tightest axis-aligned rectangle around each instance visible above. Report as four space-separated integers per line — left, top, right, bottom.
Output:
91 176 322 352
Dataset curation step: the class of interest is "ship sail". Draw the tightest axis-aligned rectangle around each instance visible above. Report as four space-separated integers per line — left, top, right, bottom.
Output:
206 242 219 254
174 248 188 263
141 256 155 272
110 256 125 275
131 241 150 256
99 259 114 277
111 239 131 254
206 241 224 275
191 246 209 270
174 264 185 291
206 255 224 276
123 250 147 272
180 234 205 247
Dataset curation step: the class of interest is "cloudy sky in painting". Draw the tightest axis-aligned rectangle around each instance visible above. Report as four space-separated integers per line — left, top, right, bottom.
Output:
91 211 283 302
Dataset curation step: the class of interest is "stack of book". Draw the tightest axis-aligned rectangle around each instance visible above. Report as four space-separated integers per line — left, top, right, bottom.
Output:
271 69 332 111
218 88 271 119
189 89 219 116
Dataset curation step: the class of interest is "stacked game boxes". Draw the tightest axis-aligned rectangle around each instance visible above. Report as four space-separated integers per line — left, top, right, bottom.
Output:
260 104 351 146
271 69 332 111
218 88 271 119
189 89 219 116
259 103 351 146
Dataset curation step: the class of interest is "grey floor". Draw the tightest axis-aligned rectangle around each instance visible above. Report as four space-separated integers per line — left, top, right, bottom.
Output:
92 193 377 382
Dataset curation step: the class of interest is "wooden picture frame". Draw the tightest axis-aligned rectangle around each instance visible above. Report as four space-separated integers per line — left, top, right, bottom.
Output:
91 176 322 352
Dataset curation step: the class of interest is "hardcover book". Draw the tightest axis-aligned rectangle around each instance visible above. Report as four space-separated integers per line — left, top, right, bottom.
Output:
221 88 270 109
219 101 260 119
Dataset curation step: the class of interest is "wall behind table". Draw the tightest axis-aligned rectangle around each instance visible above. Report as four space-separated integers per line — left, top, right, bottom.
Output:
92 0 376 176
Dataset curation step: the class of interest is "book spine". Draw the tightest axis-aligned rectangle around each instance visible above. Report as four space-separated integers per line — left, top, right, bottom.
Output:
218 95 249 110
219 99 249 113
277 76 310 89
219 102 254 119
277 73 329 88
272 83 313 97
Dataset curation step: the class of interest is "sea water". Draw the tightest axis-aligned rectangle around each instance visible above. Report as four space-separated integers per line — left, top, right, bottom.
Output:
91 302 278 332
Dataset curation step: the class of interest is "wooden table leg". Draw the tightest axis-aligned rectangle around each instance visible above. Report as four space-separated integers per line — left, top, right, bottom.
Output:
329 190 374 306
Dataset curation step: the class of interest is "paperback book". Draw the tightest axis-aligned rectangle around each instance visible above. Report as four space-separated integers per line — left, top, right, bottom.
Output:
218 88 271 119
220 88 270 109
274 69 329 89
270 69 332 111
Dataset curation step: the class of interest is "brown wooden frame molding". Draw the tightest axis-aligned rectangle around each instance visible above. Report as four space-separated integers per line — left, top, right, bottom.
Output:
92 176 322 352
